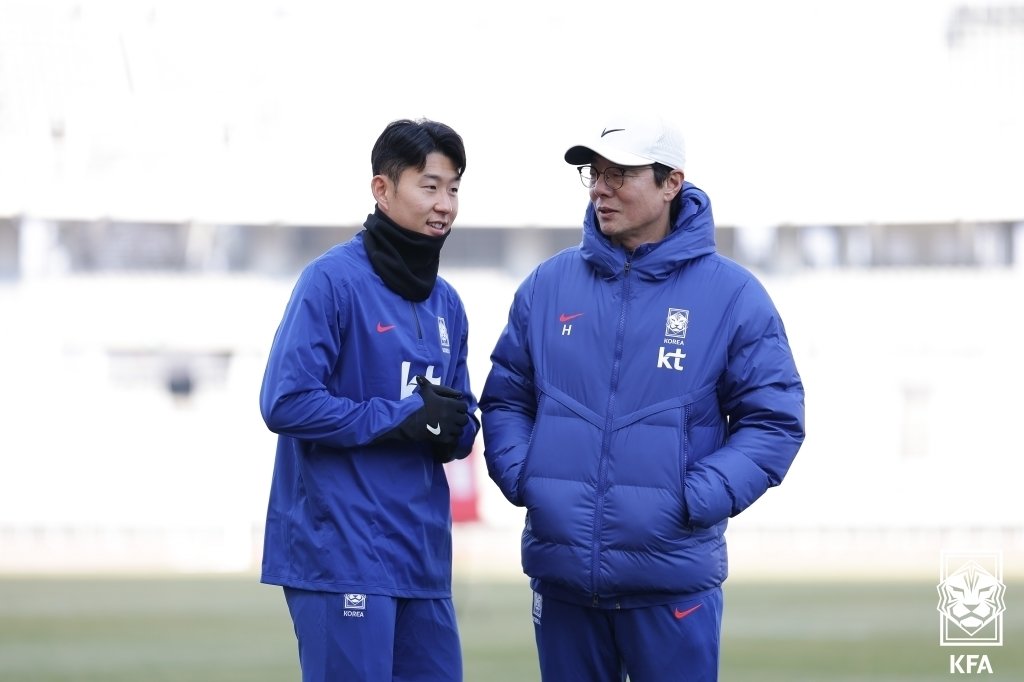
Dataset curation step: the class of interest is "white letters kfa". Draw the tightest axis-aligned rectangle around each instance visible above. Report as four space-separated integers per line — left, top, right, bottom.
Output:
400 362 440 398
657 346 686 371
950 654 993 674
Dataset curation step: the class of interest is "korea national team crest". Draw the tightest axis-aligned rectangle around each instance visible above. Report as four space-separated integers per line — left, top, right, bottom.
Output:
665 308 689 338
657 308 688 371
437 316 451 354
937 551 1005 646
344 593 366 618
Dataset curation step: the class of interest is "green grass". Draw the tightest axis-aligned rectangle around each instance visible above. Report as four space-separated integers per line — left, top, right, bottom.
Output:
0 576 1019 681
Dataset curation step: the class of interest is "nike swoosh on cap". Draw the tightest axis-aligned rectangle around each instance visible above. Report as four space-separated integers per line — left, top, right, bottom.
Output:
559 313 584 323
426 423 441 435
601 128 625 137
376 322 395 333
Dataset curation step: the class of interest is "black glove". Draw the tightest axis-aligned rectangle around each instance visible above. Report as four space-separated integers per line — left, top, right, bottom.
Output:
390 376 469 456
433 410 479 464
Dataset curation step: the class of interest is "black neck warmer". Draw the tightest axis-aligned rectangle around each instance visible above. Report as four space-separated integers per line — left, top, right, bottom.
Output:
362 207 448 302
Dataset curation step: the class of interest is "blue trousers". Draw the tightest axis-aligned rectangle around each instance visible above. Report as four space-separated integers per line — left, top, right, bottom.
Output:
532 588 723 682
284 588 462 682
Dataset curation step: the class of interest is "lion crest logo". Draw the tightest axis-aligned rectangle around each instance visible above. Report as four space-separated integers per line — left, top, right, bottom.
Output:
665 308 689 338
937 559 1006 639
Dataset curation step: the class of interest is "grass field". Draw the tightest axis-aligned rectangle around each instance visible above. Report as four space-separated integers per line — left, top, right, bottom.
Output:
0 575 1019 681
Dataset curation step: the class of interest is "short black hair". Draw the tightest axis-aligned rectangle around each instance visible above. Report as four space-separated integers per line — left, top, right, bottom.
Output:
371 118 466 184
652 163 673 186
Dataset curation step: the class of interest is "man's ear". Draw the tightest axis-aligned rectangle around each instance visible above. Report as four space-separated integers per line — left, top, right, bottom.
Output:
665 169 685 201
371 175 390 210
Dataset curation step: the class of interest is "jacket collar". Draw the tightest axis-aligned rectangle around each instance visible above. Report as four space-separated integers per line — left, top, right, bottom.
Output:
579 182 717 280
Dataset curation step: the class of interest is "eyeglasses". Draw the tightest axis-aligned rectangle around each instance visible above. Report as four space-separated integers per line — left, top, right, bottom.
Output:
577 164 654 190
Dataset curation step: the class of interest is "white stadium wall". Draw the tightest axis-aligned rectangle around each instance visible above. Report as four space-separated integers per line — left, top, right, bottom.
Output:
0 265 1022 577
1 0 1022 577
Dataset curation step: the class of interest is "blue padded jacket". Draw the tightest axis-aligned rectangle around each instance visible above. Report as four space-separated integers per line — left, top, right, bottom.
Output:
259 231 478 598
480 183 805 608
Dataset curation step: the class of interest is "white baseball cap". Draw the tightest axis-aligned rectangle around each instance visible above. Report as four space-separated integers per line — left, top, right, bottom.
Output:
564 115 686 170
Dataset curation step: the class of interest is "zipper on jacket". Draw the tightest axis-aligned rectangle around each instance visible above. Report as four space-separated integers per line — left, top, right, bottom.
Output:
409 301 423 339
589 253 634 597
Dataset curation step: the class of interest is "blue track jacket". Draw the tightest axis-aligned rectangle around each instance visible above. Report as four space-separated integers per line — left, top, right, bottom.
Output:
260 231 478 598
480 183 805 608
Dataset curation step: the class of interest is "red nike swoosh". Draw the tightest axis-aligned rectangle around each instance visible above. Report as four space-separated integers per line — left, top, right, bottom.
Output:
376 322 396 333
673 604 702 620
559 313 584 323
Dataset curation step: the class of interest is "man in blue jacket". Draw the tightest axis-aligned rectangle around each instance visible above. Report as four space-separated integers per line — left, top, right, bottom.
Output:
259 118 479 681
480 115 805 682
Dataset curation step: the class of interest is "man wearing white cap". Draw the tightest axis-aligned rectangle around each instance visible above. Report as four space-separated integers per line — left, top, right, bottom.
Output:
480 115 806 681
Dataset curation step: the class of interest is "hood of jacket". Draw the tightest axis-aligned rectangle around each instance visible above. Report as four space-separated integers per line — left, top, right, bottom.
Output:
579 181 717 281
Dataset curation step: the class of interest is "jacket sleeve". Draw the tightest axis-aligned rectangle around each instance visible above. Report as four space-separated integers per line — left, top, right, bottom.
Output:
479 274 537 506
259 264 421 448
683 280 806 527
